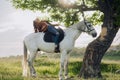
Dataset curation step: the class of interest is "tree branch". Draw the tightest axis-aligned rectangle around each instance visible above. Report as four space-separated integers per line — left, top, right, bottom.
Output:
58 4 99 12
74 5 99 12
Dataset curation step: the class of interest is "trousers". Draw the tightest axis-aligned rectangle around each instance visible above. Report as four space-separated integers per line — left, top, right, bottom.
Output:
47 25 59 45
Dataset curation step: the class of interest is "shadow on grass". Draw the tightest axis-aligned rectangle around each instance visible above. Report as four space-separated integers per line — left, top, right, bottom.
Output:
68 61 120 75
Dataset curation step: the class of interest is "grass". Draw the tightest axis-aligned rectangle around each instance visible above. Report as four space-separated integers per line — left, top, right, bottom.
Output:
0 50 120 80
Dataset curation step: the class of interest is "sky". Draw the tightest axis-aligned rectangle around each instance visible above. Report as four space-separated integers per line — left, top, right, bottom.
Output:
0 0 120 57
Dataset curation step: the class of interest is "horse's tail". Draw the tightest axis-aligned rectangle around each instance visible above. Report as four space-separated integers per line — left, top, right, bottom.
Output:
22 41 28 77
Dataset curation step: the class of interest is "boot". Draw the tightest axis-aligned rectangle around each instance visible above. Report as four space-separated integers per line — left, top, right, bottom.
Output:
54 44 60 53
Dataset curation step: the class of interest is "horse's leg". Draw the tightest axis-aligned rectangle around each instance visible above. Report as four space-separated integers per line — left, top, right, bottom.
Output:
64 53 70 79
28 50 37 77
59 50 67 80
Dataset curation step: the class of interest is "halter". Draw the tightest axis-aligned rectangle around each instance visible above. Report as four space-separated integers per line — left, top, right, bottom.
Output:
81 10 94 32
80 0 94 32
84 20 95 32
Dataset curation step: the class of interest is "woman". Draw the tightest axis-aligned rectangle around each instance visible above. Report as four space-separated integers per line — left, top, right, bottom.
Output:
33 18 60 52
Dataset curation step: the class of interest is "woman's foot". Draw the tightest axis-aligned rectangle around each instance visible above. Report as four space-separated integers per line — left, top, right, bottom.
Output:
55 45 60 53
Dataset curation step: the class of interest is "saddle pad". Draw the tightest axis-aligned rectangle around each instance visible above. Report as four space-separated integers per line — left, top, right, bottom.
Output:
43 28 64 43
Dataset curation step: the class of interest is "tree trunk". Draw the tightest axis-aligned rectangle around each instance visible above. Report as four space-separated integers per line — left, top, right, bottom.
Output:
78 0 119 79
79 25 119 78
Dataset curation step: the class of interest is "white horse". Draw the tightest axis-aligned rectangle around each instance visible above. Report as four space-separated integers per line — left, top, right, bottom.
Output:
22 20 97 80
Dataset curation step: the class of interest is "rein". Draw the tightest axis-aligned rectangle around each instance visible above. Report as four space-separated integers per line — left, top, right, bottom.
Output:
84 21 95 32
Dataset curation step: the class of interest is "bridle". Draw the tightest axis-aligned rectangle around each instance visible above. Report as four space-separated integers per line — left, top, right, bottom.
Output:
81 6 94 32
84 20 95 32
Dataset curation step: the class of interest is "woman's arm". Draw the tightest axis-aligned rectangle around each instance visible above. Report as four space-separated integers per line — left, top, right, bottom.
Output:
51 23 60 26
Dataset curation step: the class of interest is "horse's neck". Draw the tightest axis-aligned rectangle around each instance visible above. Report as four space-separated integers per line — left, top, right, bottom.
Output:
65 26 81 40
64 22 83 40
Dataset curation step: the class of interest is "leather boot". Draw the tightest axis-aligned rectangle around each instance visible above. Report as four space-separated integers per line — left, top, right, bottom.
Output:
54 44 60 53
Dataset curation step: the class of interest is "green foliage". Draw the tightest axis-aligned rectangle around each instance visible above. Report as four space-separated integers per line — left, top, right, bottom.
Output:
87 11 103 25
85 0 98 8
103 49 120 60
10 0 100 26
12 0 58 11
101 63 120 73
11 0 120 26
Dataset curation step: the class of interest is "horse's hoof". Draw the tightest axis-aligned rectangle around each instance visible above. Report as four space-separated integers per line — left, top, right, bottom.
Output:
22 73 27 77
59 77 63 80
31 73 37 77
22 74 27 77
65 76 68 80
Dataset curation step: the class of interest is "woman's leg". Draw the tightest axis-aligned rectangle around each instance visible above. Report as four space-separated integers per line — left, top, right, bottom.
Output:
47 25 60 52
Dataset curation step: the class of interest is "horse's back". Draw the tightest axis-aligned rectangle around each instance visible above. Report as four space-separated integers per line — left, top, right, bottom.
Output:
24 33 44 46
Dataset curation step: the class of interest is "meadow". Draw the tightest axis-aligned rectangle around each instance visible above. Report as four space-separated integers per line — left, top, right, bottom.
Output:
0 48 120 80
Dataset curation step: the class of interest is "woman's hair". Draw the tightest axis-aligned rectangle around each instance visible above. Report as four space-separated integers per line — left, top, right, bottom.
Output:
33 18 49 32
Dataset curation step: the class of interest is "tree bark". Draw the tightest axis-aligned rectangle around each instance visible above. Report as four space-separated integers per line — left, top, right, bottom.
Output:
79 0 119 79
79 25 119 78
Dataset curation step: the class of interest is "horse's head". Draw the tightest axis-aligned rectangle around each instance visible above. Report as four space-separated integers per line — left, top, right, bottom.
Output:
80 20 97 37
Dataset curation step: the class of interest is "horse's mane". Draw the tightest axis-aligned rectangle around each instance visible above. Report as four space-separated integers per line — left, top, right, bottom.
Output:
69 21 84 29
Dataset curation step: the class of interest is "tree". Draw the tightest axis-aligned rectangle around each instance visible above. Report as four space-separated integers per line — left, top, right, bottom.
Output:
79 0 120 78
11 0 120 79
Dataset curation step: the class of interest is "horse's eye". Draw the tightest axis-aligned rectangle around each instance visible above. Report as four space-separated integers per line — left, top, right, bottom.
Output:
88 25 91 27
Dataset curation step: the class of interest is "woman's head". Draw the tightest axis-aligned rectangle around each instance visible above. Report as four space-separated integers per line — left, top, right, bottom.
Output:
33 17 48 32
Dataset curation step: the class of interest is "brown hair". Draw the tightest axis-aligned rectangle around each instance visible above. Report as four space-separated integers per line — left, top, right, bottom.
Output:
33 18 48 32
